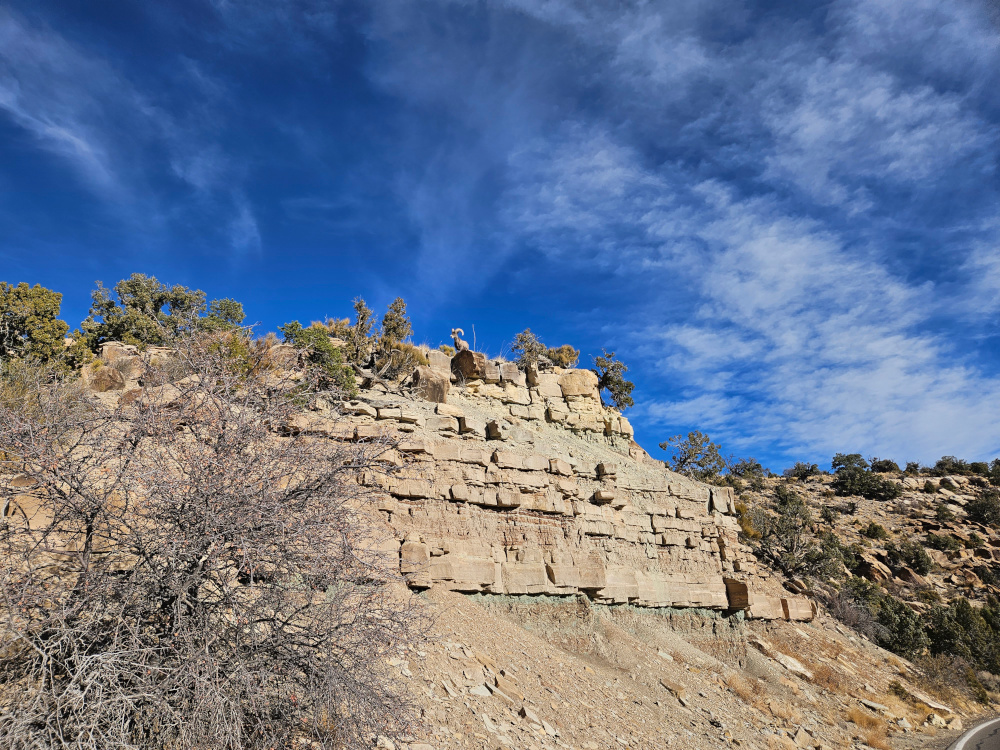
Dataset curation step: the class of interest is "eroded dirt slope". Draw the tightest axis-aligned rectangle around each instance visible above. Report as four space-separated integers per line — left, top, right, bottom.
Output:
393 590 966 750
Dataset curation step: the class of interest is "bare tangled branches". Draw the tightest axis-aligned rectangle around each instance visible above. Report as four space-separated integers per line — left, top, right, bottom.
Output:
0 333 422 749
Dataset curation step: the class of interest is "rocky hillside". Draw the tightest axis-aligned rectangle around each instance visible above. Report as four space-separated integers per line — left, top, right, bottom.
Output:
735 465 1000 712
744 471 1000 613
60 341 989 748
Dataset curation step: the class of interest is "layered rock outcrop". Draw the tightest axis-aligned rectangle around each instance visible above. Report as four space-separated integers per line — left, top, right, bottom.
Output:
295 350 814 621
64 340 813 621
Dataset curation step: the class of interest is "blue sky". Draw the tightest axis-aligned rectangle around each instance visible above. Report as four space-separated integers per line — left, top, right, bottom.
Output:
2 0 999 471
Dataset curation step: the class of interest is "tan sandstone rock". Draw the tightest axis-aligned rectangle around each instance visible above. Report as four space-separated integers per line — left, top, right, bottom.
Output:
452 350 488 381
413 366 450 403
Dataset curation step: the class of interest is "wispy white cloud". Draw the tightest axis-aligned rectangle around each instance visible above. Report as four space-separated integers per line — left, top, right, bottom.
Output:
493 111 1000 463
207 0 339 52
962 242 1000 316
757 58 994 209
0 7 261 257
0 9 133 194
639 191 1000 463
228 196 262 256
830 0 1000 83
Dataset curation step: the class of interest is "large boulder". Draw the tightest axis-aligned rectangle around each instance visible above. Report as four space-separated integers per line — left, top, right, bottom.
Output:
99 341 138 362
723 578 751 609
782 597 817 622
412 366 450 403
426 349 452 375
482 360 501 384
896 566 927 587
98 342 144 378
499 362 526 387
746 595 785 620
857 555 892 582
400 539 430 588
451 350 488 381
558 369 600 399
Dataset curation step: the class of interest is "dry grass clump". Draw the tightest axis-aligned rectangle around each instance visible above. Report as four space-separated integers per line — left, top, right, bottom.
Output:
846 706 883 731
863 727 892 750
809 664 843 691
769 701 804 724
724 672 759 703
844 707 893 750
881 692 929 728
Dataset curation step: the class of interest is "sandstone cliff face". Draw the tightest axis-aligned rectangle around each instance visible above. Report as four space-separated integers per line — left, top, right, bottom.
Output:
295 351 813 623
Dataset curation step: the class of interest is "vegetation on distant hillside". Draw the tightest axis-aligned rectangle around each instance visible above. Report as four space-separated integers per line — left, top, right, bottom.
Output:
832 579 928 658
511 329 546 368
278 320 358 395
303 296 425 381
746 484 844 579
659 432 770 492
785 461 820 479
862 521 889 540
3 276 637 407
830 453 903 501
927 597 1000 677
834 592 1000 703
869 457 900 473
731 447 1000 701
659 431 1000 703
661 431 726 480
729 457 769 491
890 454 1000 485
967 489 1000 526
885 538 934 575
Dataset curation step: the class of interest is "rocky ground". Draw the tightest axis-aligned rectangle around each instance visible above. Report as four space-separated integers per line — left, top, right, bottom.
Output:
755 472 1000 612
389 589 972 750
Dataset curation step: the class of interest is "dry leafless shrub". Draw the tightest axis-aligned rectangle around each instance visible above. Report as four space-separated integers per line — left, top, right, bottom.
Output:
0 333 422 749
106 354 142 381
912 653 980 707
825 588 886 643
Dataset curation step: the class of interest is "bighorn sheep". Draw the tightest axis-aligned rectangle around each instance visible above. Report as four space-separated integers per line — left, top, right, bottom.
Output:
451 328 470 352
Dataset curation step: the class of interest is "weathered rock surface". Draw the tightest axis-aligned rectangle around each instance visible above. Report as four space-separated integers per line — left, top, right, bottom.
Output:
332 352 812 620
412 366 450 404
87 366 126 392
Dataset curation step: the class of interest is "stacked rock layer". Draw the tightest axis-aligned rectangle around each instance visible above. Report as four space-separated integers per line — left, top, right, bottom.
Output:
295 349 814 622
